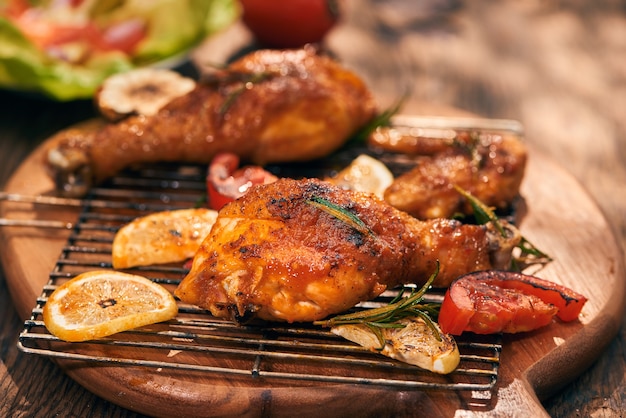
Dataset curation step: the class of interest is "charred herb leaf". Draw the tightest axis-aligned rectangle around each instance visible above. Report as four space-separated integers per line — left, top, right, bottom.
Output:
350 94 407 144
306 196 375 237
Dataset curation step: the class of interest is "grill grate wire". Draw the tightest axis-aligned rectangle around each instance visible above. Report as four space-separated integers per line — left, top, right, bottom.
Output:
12 116 523 392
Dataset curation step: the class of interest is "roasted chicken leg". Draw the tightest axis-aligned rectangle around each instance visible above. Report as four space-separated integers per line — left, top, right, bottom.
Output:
370 128 527 219
45 48 376 196
175 178 521 323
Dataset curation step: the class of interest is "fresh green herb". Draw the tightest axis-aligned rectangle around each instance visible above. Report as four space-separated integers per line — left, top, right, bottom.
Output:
350 94 408 144
306 196 375 237
216 71 273 115
453 131 483 169
512 236 554 271
454 185 552 268
314 264 441 349
194 194 207 208
454 185 506 236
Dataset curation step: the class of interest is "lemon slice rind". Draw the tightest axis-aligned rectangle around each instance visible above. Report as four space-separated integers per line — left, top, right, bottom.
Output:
326 154 394 199
43 270 178 342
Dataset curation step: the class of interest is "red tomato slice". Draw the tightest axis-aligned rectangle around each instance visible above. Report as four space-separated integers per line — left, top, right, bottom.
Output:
13 16 99 50
438 271 587 335
4 0 30 18
207 153 278 210
97 19 146 54
38 21 145 55
7 2 146 56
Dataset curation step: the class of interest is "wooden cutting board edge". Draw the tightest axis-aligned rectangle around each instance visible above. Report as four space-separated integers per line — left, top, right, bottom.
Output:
1 129 624 417
519 151 626 400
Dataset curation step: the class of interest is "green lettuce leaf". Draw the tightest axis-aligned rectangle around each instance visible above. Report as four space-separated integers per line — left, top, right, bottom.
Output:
0 0 238 101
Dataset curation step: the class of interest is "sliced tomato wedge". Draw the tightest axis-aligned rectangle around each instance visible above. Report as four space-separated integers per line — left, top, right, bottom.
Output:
97 19 147 54
207 153 278 210
438 270 587 335
6 1 147 56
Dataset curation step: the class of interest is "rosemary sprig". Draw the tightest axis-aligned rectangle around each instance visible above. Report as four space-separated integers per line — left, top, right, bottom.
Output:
454 185 506 236
314 264 441 349
306 196 375 237
350 93 408 144
218 71 273 115
512 236 554 271
453 131 483 169
454 185 552 268
199 66 275 115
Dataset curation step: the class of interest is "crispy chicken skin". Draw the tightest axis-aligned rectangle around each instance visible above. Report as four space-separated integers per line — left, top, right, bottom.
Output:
45 48 376 196
371 129 527 219
175 178 520 323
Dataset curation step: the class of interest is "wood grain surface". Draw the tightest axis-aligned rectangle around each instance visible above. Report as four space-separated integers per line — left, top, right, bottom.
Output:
2 0 625 417
1 125 624 417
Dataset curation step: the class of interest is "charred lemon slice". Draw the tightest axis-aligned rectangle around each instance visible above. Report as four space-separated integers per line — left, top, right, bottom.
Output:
43 271 178 342
112 208 218 269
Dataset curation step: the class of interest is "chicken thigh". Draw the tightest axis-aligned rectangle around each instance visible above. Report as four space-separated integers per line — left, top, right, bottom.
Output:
45 48 376 196
175 178 520 323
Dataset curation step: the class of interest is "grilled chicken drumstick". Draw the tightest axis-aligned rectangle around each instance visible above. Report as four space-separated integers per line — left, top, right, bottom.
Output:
175 178 521 323
45 48 376 196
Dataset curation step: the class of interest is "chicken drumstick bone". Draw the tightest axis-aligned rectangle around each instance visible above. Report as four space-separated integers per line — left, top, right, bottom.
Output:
45 48 376 196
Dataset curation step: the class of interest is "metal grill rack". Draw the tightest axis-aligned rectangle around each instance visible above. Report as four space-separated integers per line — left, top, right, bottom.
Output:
14 116 523 392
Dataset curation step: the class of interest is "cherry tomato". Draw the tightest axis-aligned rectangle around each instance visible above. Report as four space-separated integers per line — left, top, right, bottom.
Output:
438 271 587 335
239 0 340 48
207 153 278 210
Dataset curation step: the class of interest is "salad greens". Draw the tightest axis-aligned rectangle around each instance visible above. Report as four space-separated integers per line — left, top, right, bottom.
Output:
0 0 239 100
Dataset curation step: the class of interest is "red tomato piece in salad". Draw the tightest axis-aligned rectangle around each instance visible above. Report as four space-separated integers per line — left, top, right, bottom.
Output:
5 0 146 58
207 153 278 210
438 270 587 335
97 18 146 55
11 13 98 50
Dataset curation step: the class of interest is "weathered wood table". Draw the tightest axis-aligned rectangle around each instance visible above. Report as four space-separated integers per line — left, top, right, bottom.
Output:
2 1 625 416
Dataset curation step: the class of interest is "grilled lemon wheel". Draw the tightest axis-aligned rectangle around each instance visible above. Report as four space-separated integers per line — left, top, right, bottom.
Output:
43 271 178 342
112 208 218 269
326 154 394 199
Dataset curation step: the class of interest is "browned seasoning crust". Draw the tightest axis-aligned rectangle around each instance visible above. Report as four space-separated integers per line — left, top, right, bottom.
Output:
371 129 527 219
45 48 376 195
175 178 520 323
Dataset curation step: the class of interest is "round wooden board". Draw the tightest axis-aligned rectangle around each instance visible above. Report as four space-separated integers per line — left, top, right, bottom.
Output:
1 135 624 417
